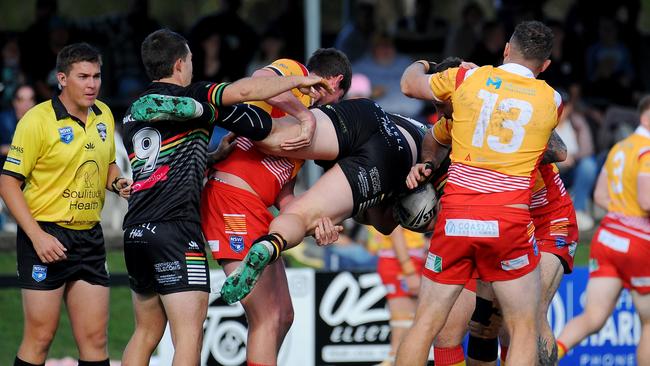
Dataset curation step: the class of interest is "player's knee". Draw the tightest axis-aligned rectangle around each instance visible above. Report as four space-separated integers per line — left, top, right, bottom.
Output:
24 328 56 352
78 327 108 351
279 306 294 333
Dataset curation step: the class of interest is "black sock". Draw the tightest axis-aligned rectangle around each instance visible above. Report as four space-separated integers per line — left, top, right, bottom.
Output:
253 233 287 262
78 359 110 366
14 357 44 366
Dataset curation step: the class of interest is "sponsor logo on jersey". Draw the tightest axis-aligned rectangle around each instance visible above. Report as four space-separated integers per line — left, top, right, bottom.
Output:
84 142 95 150
486 76 502 89
188 241 200 250
6 157 20 165
32 265 47 282
445 219 499 237
229 235 244 253
10 145 23 153
58 126 74 144
501 254 529 271
568 242 577 257
96 122 107 141
425 252 443 273
589 258 599 272
598 228 630 253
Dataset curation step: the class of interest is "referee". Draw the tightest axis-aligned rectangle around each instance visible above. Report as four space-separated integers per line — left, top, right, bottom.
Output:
0 43 131 366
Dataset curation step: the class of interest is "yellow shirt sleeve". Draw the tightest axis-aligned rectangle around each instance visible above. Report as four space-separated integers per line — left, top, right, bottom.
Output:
432 117 452 146
3 111 44 179
639 149 650 175
428 67 460 101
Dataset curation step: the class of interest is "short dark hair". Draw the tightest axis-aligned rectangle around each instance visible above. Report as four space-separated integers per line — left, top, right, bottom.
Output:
510 21 554 64
307 48 353 95
638 95 650 115
56 43 102 74
433 57 463 73
141 29 189 80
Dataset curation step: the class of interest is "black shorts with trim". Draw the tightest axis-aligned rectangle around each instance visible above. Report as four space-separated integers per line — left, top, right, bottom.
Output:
315 99 416 216
124 220 210 295
17 222 109 290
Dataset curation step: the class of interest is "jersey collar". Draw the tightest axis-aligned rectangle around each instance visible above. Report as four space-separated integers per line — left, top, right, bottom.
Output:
498 63 535 78
52 96 102 122
636 125 650 139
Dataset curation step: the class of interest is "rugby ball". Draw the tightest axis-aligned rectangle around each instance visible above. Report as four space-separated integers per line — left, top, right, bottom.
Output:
393 183 439 232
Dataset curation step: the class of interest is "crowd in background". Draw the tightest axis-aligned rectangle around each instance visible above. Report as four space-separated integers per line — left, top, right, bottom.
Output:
1 0 649 253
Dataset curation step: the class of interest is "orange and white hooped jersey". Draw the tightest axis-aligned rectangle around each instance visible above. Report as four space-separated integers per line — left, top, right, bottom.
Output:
428 64 562 206
366 226 426 259
530 163 572 216
214 58 309 206
602 126 650 231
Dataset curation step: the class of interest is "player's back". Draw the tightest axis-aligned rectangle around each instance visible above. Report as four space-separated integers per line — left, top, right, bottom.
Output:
604 129 650 218
431 64 562 205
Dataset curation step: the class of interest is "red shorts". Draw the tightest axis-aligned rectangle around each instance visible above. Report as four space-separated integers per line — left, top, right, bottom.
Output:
377 255 425 299
532 204 579 274
589 217 650 294
200 180 274 261
423 205 540 283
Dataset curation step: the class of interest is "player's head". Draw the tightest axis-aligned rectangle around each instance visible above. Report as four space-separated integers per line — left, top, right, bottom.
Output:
431 57 462 119
504 20 553 75
56 42 102 109
638 95 650 129
141 29 193 86
307 48 352 104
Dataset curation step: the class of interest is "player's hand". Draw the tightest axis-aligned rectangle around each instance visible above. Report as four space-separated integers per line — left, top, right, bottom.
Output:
209 132 237 162
280 110 316 151
405 163 432 189
313 217 344 246
460 61 479 69
404 273 421 295
32 230 67 263
295 75 334 99
114 177 133 199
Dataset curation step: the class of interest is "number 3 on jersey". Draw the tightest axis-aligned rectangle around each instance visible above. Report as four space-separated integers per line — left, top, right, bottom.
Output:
133 127 162 173
472 89 533 153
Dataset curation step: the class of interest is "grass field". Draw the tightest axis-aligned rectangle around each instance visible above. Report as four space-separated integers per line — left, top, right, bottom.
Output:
0 237 593 364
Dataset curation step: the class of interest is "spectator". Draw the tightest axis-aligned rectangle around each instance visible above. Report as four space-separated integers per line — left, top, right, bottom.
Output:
246 27 287 75
443 2 484 60
334 0 376 63
543 20 583 101
468 21 506 66
1 35 27 109
555 91 599 231
353 32 424 117
345 73 372 99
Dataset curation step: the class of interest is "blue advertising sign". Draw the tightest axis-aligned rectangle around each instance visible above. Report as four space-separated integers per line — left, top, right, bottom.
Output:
550 267 640 366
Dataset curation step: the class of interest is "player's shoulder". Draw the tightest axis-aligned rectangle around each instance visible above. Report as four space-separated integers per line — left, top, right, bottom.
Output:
18 100 54 127
266 58 309 77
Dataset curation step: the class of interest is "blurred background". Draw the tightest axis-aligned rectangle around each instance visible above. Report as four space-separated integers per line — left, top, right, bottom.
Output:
1 0 650 364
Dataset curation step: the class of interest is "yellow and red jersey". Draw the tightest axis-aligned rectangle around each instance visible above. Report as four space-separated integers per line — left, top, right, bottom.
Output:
603 126 650 224
213 59 309 206
366 226 426 258
530 163 573 217
428 64 562 206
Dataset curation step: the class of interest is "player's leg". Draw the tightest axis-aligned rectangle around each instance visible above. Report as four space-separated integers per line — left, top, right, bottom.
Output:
491 266 541 365
65 280 109 363
378 297 417 366
394 279 464 366
466 281 500 366
556 277 622 357
222 259 294 365
631 290 650 365
16 288 65 365
221 164 354 304
434 287 476 366
160 291 209 366
536 252 564 365
122 291 167 366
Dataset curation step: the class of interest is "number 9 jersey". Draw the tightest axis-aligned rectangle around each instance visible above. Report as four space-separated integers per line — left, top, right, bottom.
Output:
428 64 563 206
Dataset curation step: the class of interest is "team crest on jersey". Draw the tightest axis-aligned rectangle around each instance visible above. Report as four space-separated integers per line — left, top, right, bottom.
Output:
32 265 47 282
58 127 74 144
229 235 244 253
96 122 107 141
555 236 567 248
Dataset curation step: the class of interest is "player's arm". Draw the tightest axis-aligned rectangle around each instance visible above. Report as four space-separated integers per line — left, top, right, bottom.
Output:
406 122 450 189
541 130 567 164
390 226 420 295
106 163 132 199
593 168 610 210
638 152 650 212
251 68 317 151
219 76 332 106
401 61 437 100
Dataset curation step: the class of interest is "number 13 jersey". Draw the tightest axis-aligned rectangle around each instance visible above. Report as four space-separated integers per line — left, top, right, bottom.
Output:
428 63 562 206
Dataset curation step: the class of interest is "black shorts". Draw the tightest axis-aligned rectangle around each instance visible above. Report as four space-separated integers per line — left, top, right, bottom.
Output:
315 99 416 215
124 220 210 295
17 222 109 290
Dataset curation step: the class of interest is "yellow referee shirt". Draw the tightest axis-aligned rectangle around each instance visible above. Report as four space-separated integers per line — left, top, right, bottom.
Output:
2 97 115 229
